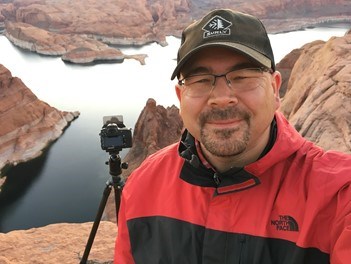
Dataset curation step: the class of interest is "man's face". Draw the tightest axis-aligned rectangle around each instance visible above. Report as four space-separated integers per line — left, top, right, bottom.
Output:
175 47 281 165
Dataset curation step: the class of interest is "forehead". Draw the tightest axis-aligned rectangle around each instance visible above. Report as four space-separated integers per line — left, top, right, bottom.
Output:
180 46 253 74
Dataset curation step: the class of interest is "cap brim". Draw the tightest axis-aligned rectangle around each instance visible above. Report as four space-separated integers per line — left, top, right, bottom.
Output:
171 42 272 80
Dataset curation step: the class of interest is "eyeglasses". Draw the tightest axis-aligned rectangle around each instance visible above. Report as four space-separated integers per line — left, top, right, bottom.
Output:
178 67 272 98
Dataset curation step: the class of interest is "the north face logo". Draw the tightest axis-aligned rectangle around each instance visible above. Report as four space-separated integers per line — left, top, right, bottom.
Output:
271 215 299 232
202 15 232 38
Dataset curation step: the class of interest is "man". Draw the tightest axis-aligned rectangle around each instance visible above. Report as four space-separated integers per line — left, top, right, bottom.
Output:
115 9 351 263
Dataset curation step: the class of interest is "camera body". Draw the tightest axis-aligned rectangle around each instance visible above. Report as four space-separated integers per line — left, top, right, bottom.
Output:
100 115 132 152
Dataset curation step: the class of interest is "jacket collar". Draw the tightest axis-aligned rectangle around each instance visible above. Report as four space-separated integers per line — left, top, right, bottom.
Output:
245 112 306 176
177 112 305 194
178 128 262 194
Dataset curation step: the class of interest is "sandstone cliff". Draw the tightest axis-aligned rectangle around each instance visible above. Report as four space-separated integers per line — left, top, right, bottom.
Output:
278 30 351 153
0 0 350 64
122 98 183 176
0 64 79 179
0 221 115 264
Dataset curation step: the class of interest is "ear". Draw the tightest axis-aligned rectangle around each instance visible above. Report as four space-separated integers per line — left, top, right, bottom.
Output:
175 84 182 102
175 84 183 115
271 71 282 110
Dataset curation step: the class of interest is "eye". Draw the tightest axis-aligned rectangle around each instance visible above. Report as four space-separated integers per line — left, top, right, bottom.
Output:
228 74 248 83
230 75 247 81
186 75 213 85
228 68 262 82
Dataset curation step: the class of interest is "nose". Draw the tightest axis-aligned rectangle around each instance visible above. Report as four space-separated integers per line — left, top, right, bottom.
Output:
208 75 238 106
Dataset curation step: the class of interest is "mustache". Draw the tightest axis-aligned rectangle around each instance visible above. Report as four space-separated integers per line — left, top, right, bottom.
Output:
199 108 251 125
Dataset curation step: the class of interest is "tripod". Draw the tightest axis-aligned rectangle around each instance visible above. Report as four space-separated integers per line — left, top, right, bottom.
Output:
80 151 127 264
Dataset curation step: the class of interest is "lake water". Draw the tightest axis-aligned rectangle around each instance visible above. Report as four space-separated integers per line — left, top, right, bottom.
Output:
0 25 349 232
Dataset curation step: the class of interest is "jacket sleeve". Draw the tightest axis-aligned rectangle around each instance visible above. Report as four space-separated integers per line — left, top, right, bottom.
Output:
330 183 351 264
114 191 135 264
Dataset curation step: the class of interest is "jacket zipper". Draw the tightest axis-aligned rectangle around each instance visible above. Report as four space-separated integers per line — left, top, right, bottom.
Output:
213 172 221 186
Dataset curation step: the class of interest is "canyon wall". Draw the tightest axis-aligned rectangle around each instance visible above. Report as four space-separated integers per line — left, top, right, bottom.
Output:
0 64 79 179
278 30 351 153
0 0 350 64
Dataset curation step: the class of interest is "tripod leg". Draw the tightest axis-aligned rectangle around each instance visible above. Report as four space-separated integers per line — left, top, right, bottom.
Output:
80 153 125 263
80 181 113 264
111 175 124 223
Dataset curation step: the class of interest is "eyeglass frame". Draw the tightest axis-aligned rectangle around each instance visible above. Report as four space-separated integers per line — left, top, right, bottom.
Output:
177 66 274 97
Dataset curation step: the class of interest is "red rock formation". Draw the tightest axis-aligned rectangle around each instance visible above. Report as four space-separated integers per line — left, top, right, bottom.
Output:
122 98 183 176
0 221 115 264
0 0 350 63
0 64 79 177
4 21 146 64
279 31 351 153
276 48 304 97
1 0 183 46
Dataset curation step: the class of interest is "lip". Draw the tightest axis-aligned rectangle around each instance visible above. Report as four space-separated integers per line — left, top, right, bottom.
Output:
205 118 244 128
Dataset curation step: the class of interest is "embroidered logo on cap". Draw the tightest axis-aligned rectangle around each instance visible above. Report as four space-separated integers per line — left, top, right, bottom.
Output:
202 15 232 39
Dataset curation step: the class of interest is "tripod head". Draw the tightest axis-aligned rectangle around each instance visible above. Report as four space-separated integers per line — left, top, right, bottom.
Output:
106 151 128 190
100 115 132 188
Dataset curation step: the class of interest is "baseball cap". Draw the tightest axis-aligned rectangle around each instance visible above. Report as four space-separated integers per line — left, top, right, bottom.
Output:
171 9 275 80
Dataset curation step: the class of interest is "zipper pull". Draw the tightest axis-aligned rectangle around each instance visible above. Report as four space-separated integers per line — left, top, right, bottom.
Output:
213 173 221 186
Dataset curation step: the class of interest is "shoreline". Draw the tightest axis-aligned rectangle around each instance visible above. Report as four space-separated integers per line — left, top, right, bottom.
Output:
1 19 350 66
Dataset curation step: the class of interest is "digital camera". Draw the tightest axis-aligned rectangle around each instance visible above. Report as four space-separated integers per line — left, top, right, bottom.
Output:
100 115 132 152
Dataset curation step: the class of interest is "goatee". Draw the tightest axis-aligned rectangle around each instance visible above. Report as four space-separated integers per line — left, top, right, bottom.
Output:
199 108 251 157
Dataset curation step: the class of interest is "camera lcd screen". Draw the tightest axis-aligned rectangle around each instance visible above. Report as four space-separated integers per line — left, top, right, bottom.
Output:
104 136 123 147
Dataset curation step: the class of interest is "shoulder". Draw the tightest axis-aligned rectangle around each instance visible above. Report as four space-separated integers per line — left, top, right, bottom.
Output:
124 142 183 186
140 142 181 168
297 146 351 209
275 111 351 176
301 144 351 176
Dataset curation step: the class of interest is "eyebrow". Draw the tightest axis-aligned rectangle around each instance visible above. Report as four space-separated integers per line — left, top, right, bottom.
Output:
183 66 209 77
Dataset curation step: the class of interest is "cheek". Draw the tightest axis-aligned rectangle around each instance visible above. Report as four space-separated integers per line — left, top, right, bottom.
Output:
179 98 197 122
240 84 277 124
179 97 204 136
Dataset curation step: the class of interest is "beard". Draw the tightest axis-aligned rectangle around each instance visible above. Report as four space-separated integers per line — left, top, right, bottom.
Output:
199 107 251 157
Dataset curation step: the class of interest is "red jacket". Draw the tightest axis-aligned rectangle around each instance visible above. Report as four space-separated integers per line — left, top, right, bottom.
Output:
115 112 351 263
